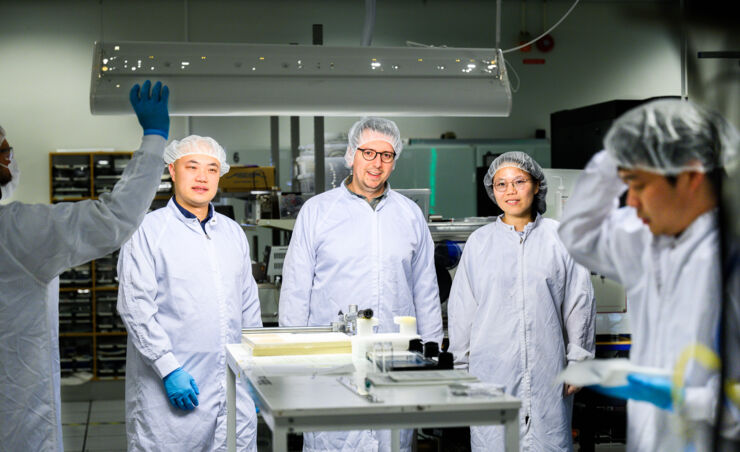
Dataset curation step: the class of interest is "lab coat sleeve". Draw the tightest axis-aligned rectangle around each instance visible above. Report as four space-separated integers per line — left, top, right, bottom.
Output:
557 150 645 285
241 236 263 329
11 135 166 284
447 245 477 370
562 256 596 364
278 206 315 327
412 217 443 345
117 228 180 379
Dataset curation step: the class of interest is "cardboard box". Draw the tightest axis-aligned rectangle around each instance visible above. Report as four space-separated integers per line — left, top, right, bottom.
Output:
219 166 276 192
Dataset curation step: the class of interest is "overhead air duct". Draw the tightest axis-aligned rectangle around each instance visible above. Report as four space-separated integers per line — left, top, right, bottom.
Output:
90 41 512 117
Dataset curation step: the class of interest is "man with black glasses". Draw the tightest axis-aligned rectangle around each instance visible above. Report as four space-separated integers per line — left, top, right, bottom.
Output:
280 117 442 452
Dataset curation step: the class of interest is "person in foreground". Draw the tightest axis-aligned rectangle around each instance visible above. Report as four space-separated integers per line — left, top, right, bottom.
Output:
558 99 740 451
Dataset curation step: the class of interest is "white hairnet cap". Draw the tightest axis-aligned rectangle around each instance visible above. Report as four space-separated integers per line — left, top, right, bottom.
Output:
344 117 403 168
164 135 230 176
0 125 6 144
604 99 739 176
483 151 548 214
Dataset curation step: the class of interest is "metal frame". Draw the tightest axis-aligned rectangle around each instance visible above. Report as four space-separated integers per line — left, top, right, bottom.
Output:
226 344 520 452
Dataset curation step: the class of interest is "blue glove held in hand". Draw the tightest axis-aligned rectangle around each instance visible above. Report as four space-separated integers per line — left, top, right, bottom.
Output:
129 80 170 139
590 373 675 411
163 368 199 411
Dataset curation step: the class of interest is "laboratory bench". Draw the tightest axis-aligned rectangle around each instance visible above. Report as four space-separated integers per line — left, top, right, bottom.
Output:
226 343 521 452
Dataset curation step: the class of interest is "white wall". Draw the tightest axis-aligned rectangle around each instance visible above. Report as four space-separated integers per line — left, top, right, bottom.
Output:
1 0 685 205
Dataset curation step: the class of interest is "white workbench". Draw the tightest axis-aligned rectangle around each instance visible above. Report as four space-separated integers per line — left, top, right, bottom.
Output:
226 344 521 452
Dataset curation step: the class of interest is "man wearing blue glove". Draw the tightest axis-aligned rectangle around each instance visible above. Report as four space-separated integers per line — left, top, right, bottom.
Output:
0 80 170 451
117 135 262 451
558 99 739 451
592 374 674 411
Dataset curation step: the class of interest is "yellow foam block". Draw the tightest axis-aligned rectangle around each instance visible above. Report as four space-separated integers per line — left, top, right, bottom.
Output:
242 332 352 356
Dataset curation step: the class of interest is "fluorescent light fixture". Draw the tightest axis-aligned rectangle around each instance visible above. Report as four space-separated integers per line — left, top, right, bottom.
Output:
90 41 512 117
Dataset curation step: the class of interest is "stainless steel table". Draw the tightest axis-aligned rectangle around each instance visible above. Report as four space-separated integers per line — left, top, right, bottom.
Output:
226 344 521 452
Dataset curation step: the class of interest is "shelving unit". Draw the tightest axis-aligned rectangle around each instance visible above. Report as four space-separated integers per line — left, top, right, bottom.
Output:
52 151 172 380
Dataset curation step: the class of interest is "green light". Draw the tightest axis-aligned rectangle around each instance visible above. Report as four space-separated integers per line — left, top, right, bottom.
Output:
429 148 437 215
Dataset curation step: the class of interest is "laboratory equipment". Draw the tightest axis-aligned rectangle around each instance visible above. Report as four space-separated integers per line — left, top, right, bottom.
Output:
395 189 430 220
541 168 580 221
331 305 374 336
295 140 350 194
265 245 288 282
242 331 352 357
550 97 678 169
242 191 280 223
226 343 522 452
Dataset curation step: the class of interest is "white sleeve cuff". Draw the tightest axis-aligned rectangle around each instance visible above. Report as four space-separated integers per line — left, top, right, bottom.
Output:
138 134 166 157
152 352 180 379
567 343 595 363
682 386 717 422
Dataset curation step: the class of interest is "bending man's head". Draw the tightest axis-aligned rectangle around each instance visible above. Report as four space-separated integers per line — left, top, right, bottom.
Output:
606 99 738 236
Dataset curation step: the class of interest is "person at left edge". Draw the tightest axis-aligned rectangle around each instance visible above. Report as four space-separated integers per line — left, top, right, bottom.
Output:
117 135 262 451
0 80 169 451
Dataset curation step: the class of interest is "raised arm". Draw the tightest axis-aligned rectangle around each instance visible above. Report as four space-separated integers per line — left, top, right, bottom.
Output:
10 81 170 283
558 150 646 285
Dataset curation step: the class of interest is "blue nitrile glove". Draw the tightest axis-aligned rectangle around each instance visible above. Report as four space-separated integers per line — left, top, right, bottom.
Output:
163 368 199 411
590 373 675 411
129 80 170 139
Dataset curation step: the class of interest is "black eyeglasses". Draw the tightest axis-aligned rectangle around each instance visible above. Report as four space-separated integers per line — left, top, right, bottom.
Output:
357 148 396 163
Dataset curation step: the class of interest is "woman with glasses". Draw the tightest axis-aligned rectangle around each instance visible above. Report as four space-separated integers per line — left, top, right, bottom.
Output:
448 151 596 451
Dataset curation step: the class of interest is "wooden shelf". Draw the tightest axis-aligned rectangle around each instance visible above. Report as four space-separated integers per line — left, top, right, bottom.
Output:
52 197 89 202
93 376 126 381
52 150 171 381
94 286 118 292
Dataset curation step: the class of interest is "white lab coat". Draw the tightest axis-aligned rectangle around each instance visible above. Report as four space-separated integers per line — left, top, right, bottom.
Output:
0 135 166 452
117 199 262 451
448 214 595 452
558 150 727 452
279 184 443 452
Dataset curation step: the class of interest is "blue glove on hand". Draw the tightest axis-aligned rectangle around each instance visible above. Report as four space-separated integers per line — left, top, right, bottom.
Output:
590 373 675 411
129 80 170 139
163 368 199 411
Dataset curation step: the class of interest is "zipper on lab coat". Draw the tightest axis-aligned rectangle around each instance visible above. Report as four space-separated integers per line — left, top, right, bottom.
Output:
518 231 532 439
202 220 229 397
